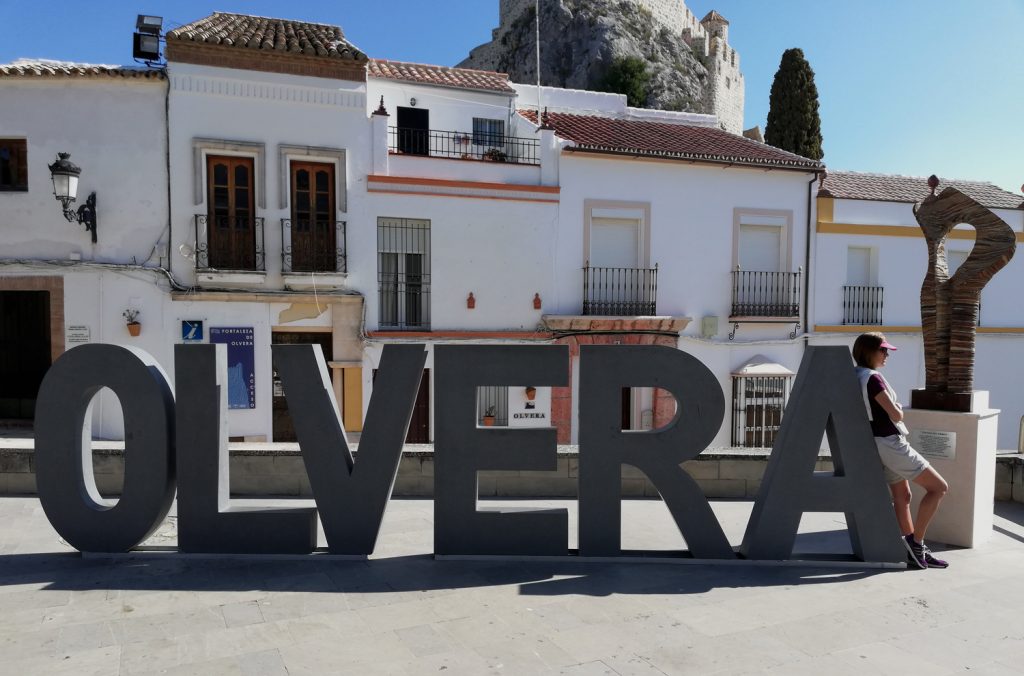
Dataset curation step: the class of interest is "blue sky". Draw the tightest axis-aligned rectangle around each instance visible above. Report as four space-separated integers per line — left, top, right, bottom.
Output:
1 1 1021 193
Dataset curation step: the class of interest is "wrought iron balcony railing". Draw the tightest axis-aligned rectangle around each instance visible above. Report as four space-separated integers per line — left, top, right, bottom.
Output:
582 265 658 316
388 127 540 166
730 268 801 318
842 285 884 325
194 214 265 272
281 219 347 274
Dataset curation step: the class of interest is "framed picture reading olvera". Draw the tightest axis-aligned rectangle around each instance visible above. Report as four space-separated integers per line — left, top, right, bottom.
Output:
209 327 256 409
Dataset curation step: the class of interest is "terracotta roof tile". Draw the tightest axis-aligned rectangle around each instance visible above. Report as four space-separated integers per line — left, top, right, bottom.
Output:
0 59 165 79
820 171 1023 210
520 110 823 171
701 10 729 25
368 59 514 94
166 12 366 62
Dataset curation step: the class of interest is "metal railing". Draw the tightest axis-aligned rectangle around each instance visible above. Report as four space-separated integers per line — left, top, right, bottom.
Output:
730 268 801 318
842 285 884 325
281 219 347 274
194 214 265 272
388 127 540 166
582 265 658 316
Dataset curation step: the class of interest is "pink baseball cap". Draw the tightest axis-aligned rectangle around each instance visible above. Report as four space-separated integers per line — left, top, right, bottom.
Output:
880 340 898 351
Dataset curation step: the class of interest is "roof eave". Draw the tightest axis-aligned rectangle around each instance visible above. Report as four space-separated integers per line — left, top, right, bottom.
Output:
564 146 823 173
825 194 1023 211
369 76 514 97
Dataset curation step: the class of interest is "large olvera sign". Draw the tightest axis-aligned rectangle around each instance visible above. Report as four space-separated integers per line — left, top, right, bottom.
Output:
34 344 905 563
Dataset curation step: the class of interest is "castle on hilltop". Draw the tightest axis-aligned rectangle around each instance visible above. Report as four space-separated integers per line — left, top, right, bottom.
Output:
492 0 744 133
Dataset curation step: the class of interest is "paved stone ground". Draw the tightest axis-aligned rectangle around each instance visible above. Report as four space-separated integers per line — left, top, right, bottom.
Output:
3 497 1024 675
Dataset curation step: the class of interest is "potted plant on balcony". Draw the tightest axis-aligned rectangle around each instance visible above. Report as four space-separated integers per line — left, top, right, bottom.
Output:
483 147 507 162
482 405 496 427
123 308 141 337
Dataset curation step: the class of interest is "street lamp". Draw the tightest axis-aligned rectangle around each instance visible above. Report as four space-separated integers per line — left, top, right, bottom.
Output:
48 152 97 243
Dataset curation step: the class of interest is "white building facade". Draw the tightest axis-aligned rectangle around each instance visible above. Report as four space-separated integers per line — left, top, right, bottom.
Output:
811 172 1024 449
4 11 1022 455
0 61 170 437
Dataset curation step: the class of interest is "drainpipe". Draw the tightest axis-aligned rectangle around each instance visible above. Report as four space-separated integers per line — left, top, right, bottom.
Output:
164 72 172 276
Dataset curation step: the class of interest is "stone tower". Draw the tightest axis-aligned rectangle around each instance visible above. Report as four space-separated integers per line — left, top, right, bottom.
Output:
465 1 746 134
697 10 744 134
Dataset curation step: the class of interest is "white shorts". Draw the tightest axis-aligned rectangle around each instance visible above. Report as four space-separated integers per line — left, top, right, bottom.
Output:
875 435 930 484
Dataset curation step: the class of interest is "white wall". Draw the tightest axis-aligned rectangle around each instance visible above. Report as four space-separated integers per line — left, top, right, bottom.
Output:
554 154 816 336
167 62 371 290
813 195 1024 448
0 77 168 264
362 191 558 331
369 79 516 138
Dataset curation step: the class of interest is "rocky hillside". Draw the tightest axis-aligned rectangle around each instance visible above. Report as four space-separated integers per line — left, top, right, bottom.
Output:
459 0 711 113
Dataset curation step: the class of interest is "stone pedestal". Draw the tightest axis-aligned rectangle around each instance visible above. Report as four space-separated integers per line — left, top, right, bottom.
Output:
903 392 998 548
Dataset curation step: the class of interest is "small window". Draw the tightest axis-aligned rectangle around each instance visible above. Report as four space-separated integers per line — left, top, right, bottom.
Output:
0 139 28 191
378 218 431 330
472 118 505 147
731 375 793 448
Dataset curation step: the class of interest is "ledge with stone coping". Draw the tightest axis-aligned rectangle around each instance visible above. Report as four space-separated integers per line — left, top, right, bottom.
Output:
4 439 1021 502
0 440 830 499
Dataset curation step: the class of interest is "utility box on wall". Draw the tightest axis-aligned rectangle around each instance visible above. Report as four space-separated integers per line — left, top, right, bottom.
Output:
701 316 719 339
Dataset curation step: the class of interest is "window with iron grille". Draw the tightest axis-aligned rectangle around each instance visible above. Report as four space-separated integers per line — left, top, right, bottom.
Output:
477 386 509 426
731 375 792 448
378 218 430 330
0 139 28 191
472 118 505 147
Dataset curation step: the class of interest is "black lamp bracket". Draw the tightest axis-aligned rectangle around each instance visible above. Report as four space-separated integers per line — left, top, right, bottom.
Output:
63 192 97 243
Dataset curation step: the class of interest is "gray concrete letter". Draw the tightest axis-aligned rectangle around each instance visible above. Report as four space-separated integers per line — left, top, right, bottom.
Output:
740 346 905 562
272 343 426 554
578 345 733 559
174 344 317 554
34 344 176 552
434 345 568 555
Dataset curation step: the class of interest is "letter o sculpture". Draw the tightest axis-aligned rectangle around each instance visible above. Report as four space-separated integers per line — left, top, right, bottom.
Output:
34 344 176 552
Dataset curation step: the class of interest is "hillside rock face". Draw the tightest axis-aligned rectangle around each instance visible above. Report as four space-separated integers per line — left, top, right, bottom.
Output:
459 0 711 114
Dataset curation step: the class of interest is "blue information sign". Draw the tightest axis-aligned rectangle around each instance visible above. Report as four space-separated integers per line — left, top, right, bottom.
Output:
209 327 256 409
181 320 204 343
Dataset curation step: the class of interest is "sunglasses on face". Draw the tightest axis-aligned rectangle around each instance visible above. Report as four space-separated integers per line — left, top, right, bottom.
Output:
879 348 889 356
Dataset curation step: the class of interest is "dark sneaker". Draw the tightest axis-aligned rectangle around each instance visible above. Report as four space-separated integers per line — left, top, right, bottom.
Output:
922 544 949 569
904 534 927 569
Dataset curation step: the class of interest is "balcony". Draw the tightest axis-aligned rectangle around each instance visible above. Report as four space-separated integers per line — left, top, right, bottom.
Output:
194 214 266 287
582 266 658 316
730 268 802 319
388 127 540 166
281 219 347 291
842 285 884 325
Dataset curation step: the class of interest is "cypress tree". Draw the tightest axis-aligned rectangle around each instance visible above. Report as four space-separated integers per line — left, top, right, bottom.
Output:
764 48 823 160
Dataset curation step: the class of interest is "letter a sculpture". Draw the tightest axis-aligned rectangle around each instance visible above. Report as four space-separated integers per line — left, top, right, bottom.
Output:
911 176 1016 411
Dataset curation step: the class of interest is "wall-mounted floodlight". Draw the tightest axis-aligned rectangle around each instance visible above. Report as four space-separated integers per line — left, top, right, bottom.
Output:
133 15 163 61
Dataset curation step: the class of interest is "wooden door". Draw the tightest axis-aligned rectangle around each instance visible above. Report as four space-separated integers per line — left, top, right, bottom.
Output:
207 155 255 270
271 332 333 442
290 161 336 272
406 369 430 443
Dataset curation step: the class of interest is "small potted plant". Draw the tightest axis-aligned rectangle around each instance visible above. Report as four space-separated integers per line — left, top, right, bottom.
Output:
483 147 507 162
482 405 496 427
123 309 141 337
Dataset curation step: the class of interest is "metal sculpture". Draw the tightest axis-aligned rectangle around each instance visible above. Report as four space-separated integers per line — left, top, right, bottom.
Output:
911 176 1016 411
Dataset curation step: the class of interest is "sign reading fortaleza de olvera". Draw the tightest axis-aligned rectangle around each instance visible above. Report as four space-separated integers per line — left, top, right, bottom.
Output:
33 344 907 564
